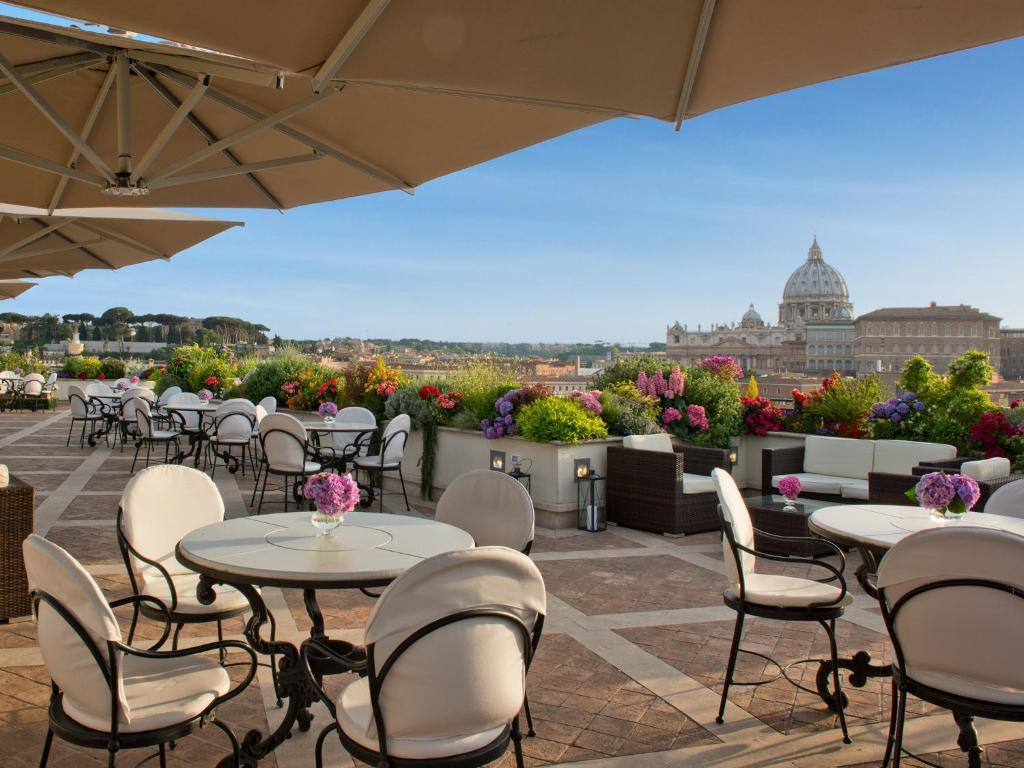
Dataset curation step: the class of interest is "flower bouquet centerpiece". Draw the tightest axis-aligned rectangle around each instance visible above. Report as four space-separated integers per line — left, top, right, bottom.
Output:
906 471 981 522
318 401 338 424
114 377 130 391
777 475 802 512
197 388 213 405
304 472 361 536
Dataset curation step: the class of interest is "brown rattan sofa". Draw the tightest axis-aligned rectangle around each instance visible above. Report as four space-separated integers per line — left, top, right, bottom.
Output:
606 435 731 535
1 474 34 621
868 458 1023 511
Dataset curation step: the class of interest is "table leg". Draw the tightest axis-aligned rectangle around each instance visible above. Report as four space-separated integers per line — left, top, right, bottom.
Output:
302 589 367 675
954 711 983 767
170 431 201 465
815 650 891 712
197 575 310 768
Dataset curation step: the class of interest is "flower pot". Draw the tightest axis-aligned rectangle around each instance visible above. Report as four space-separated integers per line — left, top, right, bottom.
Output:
311 509 344 536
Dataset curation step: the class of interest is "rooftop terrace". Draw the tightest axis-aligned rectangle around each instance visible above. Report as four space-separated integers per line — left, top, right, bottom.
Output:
2 406 1023 767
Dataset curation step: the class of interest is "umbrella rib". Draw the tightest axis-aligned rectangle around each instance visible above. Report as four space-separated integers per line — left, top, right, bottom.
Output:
0 236 103 265
130 73 210 183
0 142 106 186
147 152 323 189
144 87 339 184
133 65 285 210
69 220 165 260
0 217 76 259
48 65 117 213
0 54 101 97
673 0 717 130
147 63 414 193
42 222 117 269
311 0 391 94
0 49 116 183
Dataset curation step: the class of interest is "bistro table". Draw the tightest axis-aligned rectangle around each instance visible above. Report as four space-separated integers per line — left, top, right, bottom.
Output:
301 421 379 503
176 511 474 767
83 392 124 446
808 504 1024 767
165 402 231 469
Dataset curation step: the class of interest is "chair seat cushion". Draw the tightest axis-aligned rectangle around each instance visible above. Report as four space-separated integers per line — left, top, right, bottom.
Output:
905 665 1024 707
64 652 229 732
141 574 251 616
151 430 179 440
210 436 250 446
838 479 870 500
336 676 506 760
682 473 715 494
725 573 852 609
354 455 400 470
772 473 845 496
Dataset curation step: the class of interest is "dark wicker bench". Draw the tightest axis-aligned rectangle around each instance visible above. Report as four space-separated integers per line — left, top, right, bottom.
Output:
606 444 730 535
760 445 848 501
1 475 34 622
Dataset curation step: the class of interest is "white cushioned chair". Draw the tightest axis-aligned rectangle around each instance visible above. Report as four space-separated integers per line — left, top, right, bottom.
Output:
206 400 257 477
983 478 1024 518
877 527 1024 768
325 406 377 466
252 412 321 513
353 414 411 512
130 399 181 473
711 468 852 742
436 470 535 553
301 547 546 768
24 533 257 768
66 383 104 448
167 391 203 433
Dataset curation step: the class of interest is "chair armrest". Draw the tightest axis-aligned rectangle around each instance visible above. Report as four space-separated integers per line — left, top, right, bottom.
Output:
676 445 730 475
299 638 343 719
734 538 848 606
912 457 971 474
868 472 920 505
606 446 685 486
761 446 804 491
108 595 171 650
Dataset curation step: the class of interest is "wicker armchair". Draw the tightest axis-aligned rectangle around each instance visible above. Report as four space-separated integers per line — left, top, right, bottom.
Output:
606 443 730 535
868 466 1023 510
1 475 34 621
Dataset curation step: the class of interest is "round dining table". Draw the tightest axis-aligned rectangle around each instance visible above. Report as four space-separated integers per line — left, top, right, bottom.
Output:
808 503 1024 767
164 402 224 467
176 511 474 767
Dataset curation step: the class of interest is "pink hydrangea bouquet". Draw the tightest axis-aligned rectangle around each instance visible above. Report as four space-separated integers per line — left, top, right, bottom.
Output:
686 404 709 432
129 375 140 385
662 407 682 425
305 472 360 517
906 471 980 521
197 388 213 402
778 475 802 501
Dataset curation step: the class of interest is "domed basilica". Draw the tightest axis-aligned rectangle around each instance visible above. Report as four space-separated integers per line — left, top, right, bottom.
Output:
666 238 855 373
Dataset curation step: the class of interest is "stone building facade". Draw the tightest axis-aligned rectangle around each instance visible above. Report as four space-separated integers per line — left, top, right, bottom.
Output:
1001 328 1024 380
805 309 856 374
854 303 1002 375
666 238 852 373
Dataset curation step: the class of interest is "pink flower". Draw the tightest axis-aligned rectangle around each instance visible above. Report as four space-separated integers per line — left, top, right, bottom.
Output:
651 370 668 397
304 472 360 516
376 381 396 397
778 475 802 499
687 404 709 432
637 372 649 396
662 407 682 425
129 375 140 385
668 366 685 397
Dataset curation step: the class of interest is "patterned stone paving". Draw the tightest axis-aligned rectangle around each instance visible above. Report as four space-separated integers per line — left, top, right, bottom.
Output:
1 405 1023 767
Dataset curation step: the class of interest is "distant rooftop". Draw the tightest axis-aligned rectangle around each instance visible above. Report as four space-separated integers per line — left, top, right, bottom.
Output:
857 303 1001 321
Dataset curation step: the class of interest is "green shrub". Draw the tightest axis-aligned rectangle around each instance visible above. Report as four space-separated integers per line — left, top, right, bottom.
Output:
62 355 101 378
592 355 666 389
600 390 661 436
100 358 127 379
678 366 743 449
240 347 310 404
517 397 608 444
0 350 47 375
446 363 519 425
803 375 884 432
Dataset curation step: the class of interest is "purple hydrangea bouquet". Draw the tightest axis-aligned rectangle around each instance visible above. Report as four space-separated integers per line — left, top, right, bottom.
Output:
197 388 213 403
906 471 981 521
778 475 802 511
304 472 361 536
318 401 338 423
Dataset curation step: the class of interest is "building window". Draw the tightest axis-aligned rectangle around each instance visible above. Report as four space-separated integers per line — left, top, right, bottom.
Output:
673 335 680 344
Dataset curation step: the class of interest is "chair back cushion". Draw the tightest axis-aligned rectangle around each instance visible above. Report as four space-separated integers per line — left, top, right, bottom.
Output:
381 414 410 464
878 527 1024 704
339 406 376 426
364 547 545 741
157 386 182 406
127 397 146 433
711 468 754 590
218 398 255 414
85 382 113 397
260 413 308 471
258 396 277 414
23 379 43 396
961 457 1011 482
872 439 956 475
436 470 534 550
45 372 57 387
168 392 201 430
23 534 130 724
215 409 255 441
622 433 674 453
67 384 90 417
804 435 875 480
121 465 224 581
985 478 1024 518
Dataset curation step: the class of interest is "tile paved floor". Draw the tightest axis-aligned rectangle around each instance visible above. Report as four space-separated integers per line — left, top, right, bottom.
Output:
1 406 1022 767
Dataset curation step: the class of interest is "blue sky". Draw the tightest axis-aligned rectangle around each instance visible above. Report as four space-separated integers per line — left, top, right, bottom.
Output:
4 4 1023 342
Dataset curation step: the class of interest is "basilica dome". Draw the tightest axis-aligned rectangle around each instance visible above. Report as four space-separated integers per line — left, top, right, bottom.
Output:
778 238 853 327
740 303 764 327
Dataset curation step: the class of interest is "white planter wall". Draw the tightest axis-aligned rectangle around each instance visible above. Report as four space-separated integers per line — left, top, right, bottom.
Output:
735 432 808 489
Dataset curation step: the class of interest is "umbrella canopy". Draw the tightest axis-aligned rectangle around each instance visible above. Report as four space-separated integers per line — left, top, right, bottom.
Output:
0 15 605 210
10 1 1024 126
0 279 35 299
0 204 241 279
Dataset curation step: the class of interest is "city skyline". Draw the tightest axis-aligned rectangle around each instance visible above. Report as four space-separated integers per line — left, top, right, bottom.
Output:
4 4 1023 341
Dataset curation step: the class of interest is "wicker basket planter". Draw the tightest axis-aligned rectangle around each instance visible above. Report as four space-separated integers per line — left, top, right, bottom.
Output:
0 476 34 621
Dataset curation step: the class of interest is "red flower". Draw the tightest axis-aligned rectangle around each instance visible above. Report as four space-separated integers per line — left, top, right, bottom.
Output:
204 375 220 387
78 372 87 380
97 372 105 380
419 385 441 400
1012 399 1023 410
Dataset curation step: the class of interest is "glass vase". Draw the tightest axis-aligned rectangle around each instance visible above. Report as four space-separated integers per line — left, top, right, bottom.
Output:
322 415 336 425
311 509 343 537
781 495 799 512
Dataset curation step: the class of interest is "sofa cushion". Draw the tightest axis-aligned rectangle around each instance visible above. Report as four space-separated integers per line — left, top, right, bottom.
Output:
803 435 875 480
772 473 846 496
960 457 1011 482
623 434 674 453
682 473 715 494
839 480 870 500
872 439 956 476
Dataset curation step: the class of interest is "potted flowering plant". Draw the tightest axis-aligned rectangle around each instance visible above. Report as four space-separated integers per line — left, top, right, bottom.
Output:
777 475 802 512
318 401 338 424
906 471 981 521
197 388 214 404
304 472 361 536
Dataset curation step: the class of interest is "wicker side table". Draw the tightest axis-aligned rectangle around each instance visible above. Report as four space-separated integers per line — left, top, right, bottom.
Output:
1 476 34 622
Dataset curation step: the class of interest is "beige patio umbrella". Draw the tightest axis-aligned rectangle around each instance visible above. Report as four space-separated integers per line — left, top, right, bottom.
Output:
0 204 241 279
0 15 605 210
0 279 35 299
11 1 1024 126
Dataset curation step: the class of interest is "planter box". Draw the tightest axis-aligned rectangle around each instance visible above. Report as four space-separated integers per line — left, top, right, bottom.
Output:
735 432 808 490
55 379 156 401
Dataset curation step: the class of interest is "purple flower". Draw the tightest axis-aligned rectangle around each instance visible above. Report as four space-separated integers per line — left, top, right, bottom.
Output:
497 399 513 416
484 427 496 439
507 424 516 436
914 472 957 509
951 474 981 511
303 472 360 516
897 402 910 414
890 413 901 423
913 400 925 411
901 392 917 402
318 402 338 418
480 419 491 430
503 414 513 425
494 422 505 437
197 388 213 402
